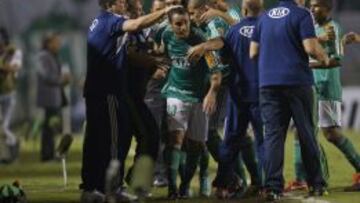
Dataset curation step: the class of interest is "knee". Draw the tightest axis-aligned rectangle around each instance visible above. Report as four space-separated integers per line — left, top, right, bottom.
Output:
322 128 340 143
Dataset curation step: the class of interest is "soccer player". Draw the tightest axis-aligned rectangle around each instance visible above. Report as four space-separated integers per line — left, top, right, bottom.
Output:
159 7 222 199
287 0 360 192
250 0 330 200
188 0 265 198
80 0 178 202
188 0 261 195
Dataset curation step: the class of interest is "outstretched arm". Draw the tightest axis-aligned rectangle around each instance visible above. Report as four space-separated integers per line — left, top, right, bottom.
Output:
122 5 180 32
187 37 224 62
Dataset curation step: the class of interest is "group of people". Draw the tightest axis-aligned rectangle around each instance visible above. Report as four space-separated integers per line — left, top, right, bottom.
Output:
80 0 360 202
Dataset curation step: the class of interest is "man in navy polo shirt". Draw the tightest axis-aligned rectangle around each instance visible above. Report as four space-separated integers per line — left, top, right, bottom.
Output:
188 0 264 198
81 0 179 202
250 0 330 201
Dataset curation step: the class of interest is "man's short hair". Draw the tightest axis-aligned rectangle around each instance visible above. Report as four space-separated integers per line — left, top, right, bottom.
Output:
168 6 189 23
188 0 208 8
312 0 333 10
98 0 116 9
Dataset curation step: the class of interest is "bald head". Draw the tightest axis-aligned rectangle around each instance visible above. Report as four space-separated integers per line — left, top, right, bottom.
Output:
242 0 263 17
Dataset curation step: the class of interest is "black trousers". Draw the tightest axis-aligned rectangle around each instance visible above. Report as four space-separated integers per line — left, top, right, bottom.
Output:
81 95 132 192
40 108 61 161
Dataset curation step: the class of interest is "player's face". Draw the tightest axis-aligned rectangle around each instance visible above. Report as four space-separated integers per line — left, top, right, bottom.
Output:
295 0 306 6
188 4 205 26
152 0 165 12
112 0 127 15
170 14 191 38
49 36 61 53
133 0 144 18
165 0 182 8
310 0 329 23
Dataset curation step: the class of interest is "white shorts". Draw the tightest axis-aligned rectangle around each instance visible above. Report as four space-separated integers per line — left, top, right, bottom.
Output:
166 98 208 142
318 100 342 128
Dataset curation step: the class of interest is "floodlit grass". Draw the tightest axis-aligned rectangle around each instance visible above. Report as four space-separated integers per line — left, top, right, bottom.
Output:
1 128 360 203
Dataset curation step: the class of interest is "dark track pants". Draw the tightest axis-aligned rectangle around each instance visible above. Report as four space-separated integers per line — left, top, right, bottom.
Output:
81 95 132 192
260 86 327 193
217 98 264 186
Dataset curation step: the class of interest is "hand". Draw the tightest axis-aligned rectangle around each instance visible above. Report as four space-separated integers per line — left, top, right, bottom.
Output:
152 66 168 79
342 32 358 45
165 5 183 13
187 44 206 62
323 56 331 67
200 8 221 24
203 91 217 115
62 73 71 85
318 28 336 43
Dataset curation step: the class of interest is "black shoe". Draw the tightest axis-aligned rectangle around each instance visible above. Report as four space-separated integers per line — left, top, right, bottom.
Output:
308 187 328 197
167 191 178 200
179 184 191 199
265 191 281 202
80 190 106 203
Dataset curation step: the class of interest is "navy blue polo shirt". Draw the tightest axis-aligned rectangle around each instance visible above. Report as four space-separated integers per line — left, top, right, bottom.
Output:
84 11 128 97
224 17 259 102
252 0 316 87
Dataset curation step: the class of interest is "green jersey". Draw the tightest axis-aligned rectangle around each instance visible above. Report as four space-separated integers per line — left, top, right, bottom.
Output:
161 28 219 103
227 5 242 23
199 17 232 79
312 20 343 101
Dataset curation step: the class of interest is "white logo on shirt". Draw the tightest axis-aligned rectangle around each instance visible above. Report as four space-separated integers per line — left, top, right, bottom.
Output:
268 7 290 19
239 26 255 38
89 19 98 32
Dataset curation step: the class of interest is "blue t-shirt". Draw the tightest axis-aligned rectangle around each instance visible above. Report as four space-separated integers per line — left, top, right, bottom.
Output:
252 0 316 87
84 11 128 97
224 17 259 102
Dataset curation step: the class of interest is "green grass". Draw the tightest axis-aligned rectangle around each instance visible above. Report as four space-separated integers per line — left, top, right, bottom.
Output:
1 129 360 203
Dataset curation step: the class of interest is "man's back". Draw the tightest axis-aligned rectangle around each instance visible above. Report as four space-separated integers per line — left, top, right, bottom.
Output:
253 0 316 87
226 17 259 102
85 11 127 97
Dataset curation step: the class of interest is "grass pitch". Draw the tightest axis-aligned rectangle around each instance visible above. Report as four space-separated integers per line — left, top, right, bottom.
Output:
1 128 360 203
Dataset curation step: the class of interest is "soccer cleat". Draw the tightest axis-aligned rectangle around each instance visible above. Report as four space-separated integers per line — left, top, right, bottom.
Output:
80 190 106 203
344 173 360 192
284 180 308 192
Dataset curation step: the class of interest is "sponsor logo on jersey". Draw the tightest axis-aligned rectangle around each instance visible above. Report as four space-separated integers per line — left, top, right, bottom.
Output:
239 26 255 38
90 19 98 32
268 7 290 19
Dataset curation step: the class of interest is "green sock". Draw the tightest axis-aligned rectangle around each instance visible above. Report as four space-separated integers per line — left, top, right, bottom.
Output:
178 150 187 181
234 153 248 187
206 130 222 162
241 137 262 186
335 136 360 172
294 140 307 182
167 147 182 193
181 144 201 190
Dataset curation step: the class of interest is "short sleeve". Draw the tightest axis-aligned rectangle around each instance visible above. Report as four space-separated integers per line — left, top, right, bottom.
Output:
10 49 23 68
299 12 316 40
111 15 127 36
